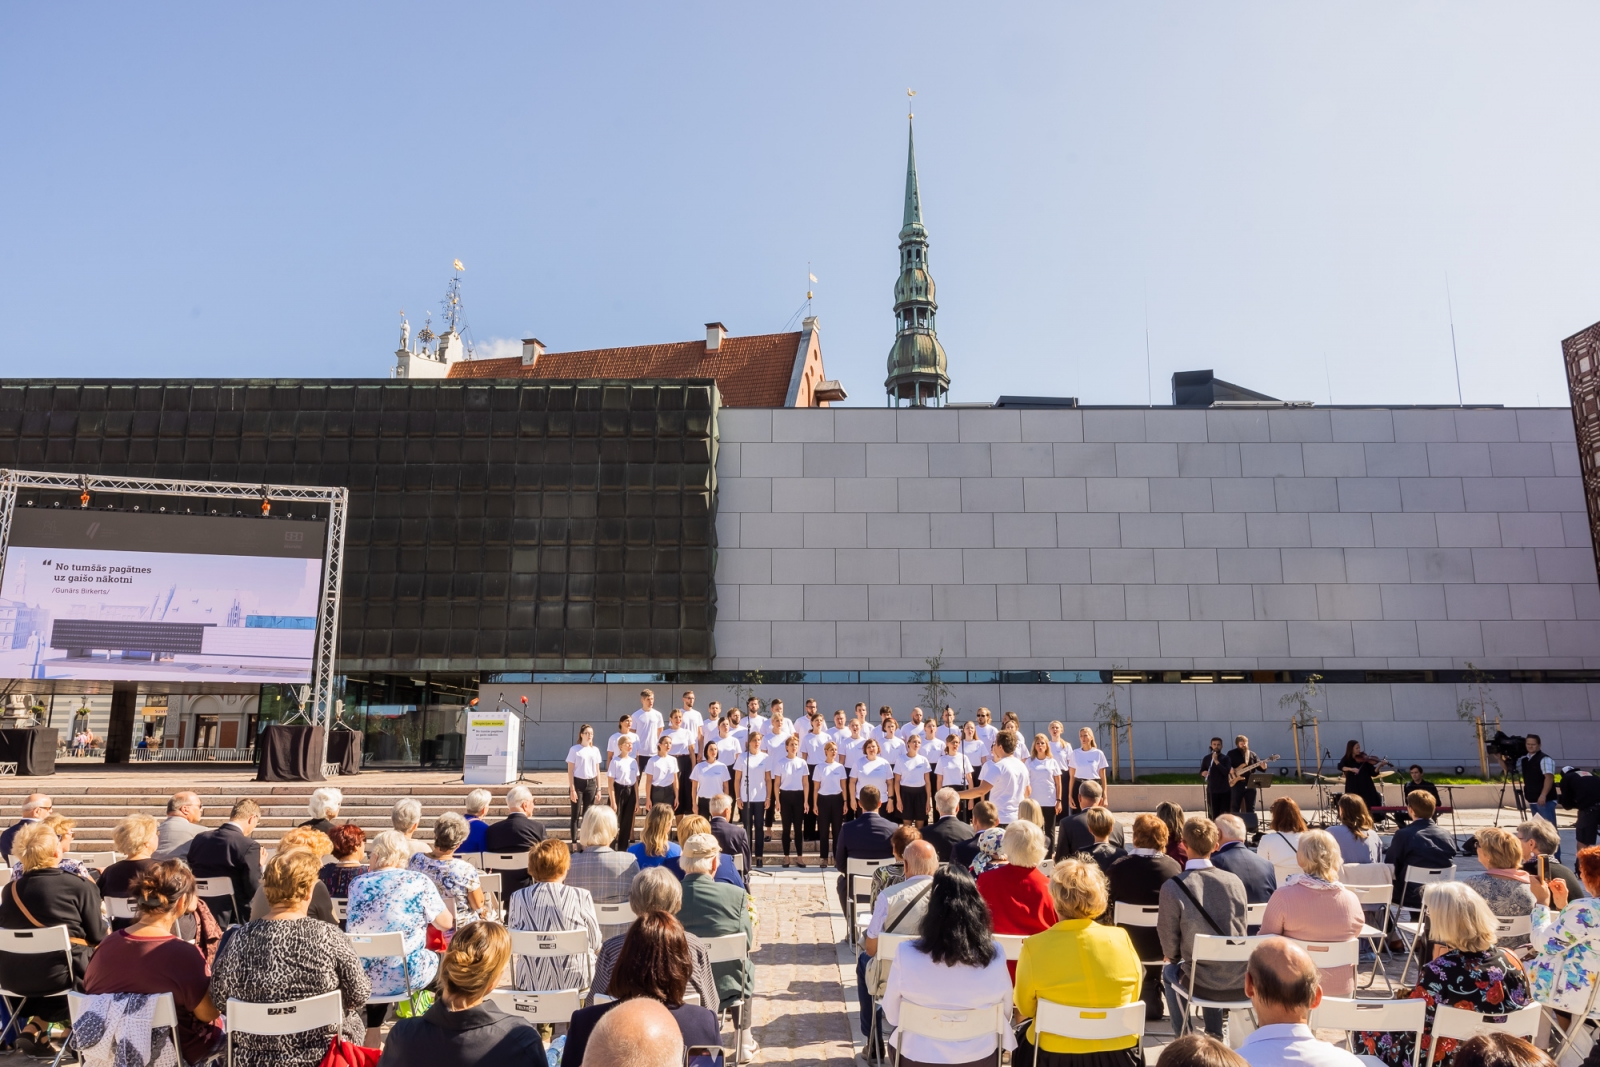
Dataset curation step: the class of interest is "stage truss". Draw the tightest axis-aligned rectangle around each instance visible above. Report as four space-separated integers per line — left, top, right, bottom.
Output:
0 469 349 762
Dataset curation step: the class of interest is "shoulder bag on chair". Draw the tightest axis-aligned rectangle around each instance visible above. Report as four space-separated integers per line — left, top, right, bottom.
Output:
865 881 933 997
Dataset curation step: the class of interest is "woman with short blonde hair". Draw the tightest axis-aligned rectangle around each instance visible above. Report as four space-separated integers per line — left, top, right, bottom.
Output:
99 814 162 911
249 826 339 923
1257 828 1364 996
1460 827 1537 950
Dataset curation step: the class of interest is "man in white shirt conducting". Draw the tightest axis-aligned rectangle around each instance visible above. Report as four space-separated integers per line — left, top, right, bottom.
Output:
957 730 1031 825
1236 937 1364 1067
857 840 938 1049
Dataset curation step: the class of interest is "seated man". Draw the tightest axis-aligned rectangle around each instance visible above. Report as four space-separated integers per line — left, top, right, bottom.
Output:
857 841 938 1046
1159 816 1248 1038
707 794 748 858
1211 813 1277 905
833 786 897 911
1385 789 1455 913
919 787 974 863
1236 937 1363 1067
186 798 262 926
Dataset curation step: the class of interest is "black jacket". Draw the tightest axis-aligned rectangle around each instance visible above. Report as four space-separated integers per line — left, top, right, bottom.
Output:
1385 817 1457 907
483 814 547 895
186 823 262 926
920 816 975 864
378 1001 544 1067
1210 841 1277 904
833 811 897 873
299 818 339 835
1106 851 1181 964
1056 809 1126 859
709 816 747 858
0 867 106 995
0 819 37 865
951 833 987 871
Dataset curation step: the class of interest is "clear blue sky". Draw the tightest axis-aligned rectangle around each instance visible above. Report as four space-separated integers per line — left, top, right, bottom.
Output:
5 4 1600 407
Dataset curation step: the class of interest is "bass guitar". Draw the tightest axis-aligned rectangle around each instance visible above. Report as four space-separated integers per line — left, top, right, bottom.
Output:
1229 753 1280 786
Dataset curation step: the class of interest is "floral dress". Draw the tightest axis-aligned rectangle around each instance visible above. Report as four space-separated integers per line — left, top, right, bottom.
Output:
345 868 446 998
968 827 1006 876
408 852 485 927
1356 947 1530 1067
1529 898 1600 1013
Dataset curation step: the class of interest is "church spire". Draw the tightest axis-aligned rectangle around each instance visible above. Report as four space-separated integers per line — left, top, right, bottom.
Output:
885 110 949 407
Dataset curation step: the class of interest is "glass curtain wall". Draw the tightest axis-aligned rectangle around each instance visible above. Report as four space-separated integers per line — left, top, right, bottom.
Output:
339 674 476 768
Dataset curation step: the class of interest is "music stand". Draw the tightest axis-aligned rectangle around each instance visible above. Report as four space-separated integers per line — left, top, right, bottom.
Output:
1247 771 1275 834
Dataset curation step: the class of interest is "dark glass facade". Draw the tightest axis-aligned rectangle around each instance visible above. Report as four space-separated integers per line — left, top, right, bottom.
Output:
0 378 720 673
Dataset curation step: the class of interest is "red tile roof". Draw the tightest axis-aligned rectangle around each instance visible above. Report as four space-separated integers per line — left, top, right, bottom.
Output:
449 331 803 407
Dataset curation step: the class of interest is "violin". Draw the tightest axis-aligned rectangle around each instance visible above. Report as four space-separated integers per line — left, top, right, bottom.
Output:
1353 752 1391 769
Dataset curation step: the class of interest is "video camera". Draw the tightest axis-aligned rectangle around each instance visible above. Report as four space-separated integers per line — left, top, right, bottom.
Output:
1487 731 1528 762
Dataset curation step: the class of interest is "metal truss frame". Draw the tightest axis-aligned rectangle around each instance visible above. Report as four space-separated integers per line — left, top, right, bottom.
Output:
0 470 348 764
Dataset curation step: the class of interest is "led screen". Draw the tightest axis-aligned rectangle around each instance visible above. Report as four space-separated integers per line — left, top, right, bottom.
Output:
0 509 326 683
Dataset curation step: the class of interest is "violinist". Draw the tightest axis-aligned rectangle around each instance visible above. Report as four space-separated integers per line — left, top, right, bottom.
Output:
1337 740 1388 809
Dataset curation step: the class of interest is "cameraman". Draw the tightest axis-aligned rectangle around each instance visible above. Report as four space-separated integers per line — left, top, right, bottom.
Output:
1560 767 1600 849
1503 735 1559 860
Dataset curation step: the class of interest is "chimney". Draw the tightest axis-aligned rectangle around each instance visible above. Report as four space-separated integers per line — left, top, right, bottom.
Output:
521 338 545 367
705 322 727 351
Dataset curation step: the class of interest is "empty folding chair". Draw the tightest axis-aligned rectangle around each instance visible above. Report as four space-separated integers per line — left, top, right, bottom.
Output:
484 989 582 1026
225 989 344 1067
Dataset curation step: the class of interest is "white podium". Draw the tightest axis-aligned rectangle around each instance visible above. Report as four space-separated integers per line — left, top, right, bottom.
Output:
464 712 521 784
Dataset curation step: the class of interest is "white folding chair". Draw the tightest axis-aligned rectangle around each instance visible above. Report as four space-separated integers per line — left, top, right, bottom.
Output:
889 1000 1008 1067
68 991 185 1067
0 868 12 888
346 931 419 1013
192 876 240 924
847 857 894 944
484 989 582 1025
1034 999 1146 1045
225 990 343 1067
595 901 636 928
730 850 748 875
1246 902 1268 927
481 851 530 874
477 872 504 920
1550 972 1600 1063
331 897 348 922
1494 914 1532 942
1310 996 1427 1067
1395 867 1456 983
508 929 593 991
704 933 753 1067
1113 901 1165 985
1430 1004 1544 1044
876 932 914 960
459 852 485 869
67 851 116 870
0 927 76 1044
994 933 1027 962
1289 939 1366 1000
1173 935 1265 1035
105 896 138 922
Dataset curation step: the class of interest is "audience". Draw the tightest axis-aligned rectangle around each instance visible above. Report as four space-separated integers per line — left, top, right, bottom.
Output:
1517 818 1581 902
15 814 91 881
1210 814 1276 905
302 786 343 834
566 805 642 939
1386 790 1457 913
1257 798 1309 887
1056 781 1126 857
206 850 372 1067
1237 937 1364 1067
835 786 898 910
1080 805 1126 873
392 797 429 855
1358 882 1531 1067
1258 829 1364 996
664 815 746 890
1527 845 1600 1022
954 800 1000 871
884 865 1016 1067
629 803 683 872
346 829 453 1023
858 841 940 1044
1161 1033 1249 1067
678 832 755 1052
320 823 370 899
377 920 542 1067
921 787 975 863
187 797 263 926
1109 812 1183 1021
565 913 720 1067
587 867 718 1011
507 837 602 991
250 826 338 923
483 786 547 896
977 820 1058 978
460 788 492 855
410 811 488 932
1014 858 1143 1067
1451 1035 1558 1067
583 997 686 1067
706 794 748 859
97 812 161 904
0 793 51 864
1329 794 1383 865
1155 802 1187 864
82 859 223 1065
1460 826 1537 950
153 791 204 860
867 824 920 907
1159 817 1247 1038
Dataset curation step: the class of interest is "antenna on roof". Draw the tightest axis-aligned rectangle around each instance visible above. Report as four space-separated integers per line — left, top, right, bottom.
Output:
1446 273 1463 406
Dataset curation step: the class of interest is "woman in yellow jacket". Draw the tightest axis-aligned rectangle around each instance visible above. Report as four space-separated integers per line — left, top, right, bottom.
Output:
1014 857 1146 1067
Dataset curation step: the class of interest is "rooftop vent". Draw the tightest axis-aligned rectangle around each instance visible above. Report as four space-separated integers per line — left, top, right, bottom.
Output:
521 338 545 367
1173 369 1284 407
705 322 727 351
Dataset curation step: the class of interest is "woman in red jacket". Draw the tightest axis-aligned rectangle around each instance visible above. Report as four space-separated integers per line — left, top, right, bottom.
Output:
975 819 1057 978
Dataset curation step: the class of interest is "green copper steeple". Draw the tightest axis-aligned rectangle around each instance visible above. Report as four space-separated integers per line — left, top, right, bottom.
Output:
885 117 949 407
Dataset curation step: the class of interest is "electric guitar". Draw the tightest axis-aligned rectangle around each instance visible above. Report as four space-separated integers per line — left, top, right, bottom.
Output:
1229 753 1280 786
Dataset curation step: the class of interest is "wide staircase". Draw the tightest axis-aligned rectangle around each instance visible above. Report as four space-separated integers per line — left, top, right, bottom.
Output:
0 775 590 853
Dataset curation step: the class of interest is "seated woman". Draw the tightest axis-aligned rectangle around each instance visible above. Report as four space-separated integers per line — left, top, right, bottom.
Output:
409 812 488 936
1154 803 1186 864
206 850 372 1067
1107 813 1182 1023
1357 881 1530 1067
1328 794 1383 866
97 813 161 930
1460 827 1536 950
663 815 746 890
1256 798 1308 887
627 804 682 871
0 823 106 1056
12 814 93 881
507 838 602 992
83 859 224 1066
250 827 338 923
1013 858 1145 1067
377 921 543 1067
563 911 723 1067
567 806 641 941
978 820 1058 979
320 824 370 901
1258 829 1365 996
865 825 919 909
883 865 1015 1067
1527 845 1600 1024
587 867 718 1011
347 830 454 1037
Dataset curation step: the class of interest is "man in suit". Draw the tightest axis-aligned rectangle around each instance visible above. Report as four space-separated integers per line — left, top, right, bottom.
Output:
1385 790 1455 913
952 801 999 870
1108 813 1183 1021
484 784 547 896
1158 816 1248 1038
153 791 205 860
187 797 262 926
707 795 748 858
920 788 974 863
833 785 897 911
0 794 51 864
1212 814 1276 905
677 834 757 1060
1055 781 1126 858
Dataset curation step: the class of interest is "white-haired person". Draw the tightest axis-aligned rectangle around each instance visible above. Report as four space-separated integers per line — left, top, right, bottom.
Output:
483 785 548 897
677 833 756 1040
461 787 492 854
1257 829 1364 996
302 786 342 834
346 831 452 1036
586 867 719 1011
392 797 428 856
566 804 641 940
508 838 602 993
409 812 487 937
977 819 1058 979
96 813 161 918
1356 881 1531 1067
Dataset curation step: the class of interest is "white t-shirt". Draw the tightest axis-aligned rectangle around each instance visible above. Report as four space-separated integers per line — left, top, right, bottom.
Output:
897 754 932 788
842 737 868 771
607 730 638 759
664 726 694 757
1047 738 1072 767
936 751 973 788
1025 756 1062 805
800 732 830 766
935 723 960 743
635 709 664 751
734 751 774 802
567 744 602 780
711 736 741 766
606 755 639 787
980 756 1031 824
689 761 730 798
679 708 703 740
899 719 926 741
878 735 907 769
813 761 849 796
1067 746 1109 785
793 716 814 742
974 723 999 749
759 718 794 752
854 757 895 800
697 717 723 749
728 722 749 749
643 754 679 788
962 739 988 768
775 756 811 792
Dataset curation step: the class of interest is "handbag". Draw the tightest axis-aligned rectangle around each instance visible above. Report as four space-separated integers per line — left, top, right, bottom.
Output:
317 1036 381 1067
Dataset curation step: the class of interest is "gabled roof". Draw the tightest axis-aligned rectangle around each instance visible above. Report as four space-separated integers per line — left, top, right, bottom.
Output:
448 331 805 407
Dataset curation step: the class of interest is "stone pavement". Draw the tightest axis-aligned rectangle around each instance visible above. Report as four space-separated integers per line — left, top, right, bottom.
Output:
747 870 859 1065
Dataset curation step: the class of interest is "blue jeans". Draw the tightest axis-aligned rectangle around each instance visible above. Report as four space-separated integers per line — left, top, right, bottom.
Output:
1163 962 1224 1038
1532 801 1561 861
856 952 883 1040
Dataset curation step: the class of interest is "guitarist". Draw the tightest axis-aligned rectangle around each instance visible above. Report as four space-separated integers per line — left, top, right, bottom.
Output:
1226 734 1264 833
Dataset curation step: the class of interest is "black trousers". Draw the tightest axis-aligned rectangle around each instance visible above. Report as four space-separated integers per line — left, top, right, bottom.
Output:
612 784 637 848
1578 803 1600 847
899 785 928 825
804 769 821 840
1208 790 1232 819
779 789 806 856
1039 804 1056 850
740 801 767 859
650 784 676 809
675 755 694 815
570 776 598 841
765 778 777 827
697 796 713 820
816 793 845 863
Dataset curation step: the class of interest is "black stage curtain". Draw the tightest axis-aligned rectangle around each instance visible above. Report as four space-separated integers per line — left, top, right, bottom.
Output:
0 730 56 776
255 725 326 782
326 730 362 776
